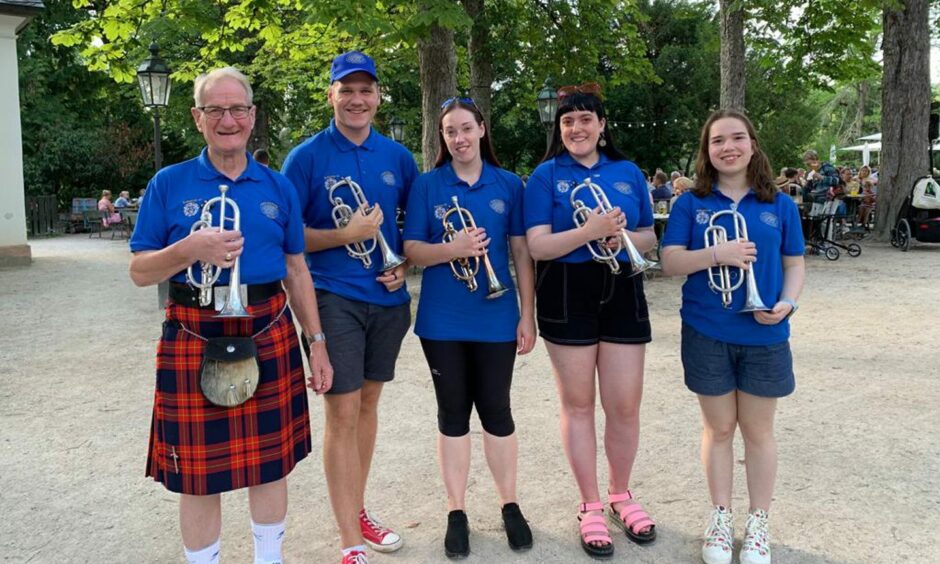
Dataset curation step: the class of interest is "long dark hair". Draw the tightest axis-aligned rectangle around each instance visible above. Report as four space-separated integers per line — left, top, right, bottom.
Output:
541 92 627 164
693 109 776 203
434 100 502 169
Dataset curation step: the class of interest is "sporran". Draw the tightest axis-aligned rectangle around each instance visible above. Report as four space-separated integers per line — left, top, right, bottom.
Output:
199 337 260 407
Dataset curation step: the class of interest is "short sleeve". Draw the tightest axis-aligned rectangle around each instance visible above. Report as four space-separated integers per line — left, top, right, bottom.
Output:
402 175 431 243
129 175 169 252
661 192 694 248
281 176 306 255
523 164 554 230
280 146 312 215
508 174 525 237
779 196 805 256
635 167 654 229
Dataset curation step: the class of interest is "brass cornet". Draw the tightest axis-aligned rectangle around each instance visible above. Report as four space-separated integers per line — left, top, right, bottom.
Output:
328 177 406 271
569 178 657 276
703 208 770 312
442 196 508 299
185 184 251 317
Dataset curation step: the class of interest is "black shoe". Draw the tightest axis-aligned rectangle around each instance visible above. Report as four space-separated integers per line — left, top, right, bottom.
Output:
445 510 470 559
501 502 533 551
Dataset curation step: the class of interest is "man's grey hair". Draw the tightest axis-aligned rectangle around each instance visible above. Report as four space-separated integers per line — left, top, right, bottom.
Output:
193 67 253 107
802 149 819 161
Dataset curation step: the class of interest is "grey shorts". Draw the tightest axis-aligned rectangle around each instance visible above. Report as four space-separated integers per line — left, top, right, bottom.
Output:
312 289 411 395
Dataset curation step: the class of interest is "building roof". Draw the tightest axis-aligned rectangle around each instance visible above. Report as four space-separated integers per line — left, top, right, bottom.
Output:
0 0 43 32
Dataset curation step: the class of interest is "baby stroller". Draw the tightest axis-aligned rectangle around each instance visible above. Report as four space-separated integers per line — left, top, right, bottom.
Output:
891 175 940 251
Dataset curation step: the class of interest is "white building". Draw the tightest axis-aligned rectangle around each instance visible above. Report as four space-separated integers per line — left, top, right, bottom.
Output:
0 0 42 266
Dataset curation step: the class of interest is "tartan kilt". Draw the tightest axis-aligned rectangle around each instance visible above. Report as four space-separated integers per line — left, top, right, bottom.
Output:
146 291 312 495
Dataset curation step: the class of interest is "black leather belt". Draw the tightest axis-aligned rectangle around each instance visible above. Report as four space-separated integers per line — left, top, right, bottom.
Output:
169 281 283 308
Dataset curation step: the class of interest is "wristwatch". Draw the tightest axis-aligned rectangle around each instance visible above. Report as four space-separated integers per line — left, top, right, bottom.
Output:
780 298 799 320
306 332 327 346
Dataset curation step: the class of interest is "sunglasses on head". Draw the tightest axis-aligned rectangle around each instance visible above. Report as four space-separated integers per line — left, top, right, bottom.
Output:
557 82 603 101
440 96 476 110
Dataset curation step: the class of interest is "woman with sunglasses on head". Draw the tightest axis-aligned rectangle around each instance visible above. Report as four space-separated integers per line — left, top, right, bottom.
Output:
523 83 657 559
403 97 536 559
660 109 805 564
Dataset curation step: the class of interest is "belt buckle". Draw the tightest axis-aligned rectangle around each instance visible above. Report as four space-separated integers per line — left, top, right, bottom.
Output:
213 284 249 311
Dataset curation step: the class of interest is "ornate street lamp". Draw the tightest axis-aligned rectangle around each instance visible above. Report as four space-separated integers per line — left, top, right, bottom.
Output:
137 41 172 172
389 116 406 143
536 78 558 149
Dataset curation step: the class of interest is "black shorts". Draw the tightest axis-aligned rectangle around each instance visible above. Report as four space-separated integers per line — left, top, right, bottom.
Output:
534 260 651 346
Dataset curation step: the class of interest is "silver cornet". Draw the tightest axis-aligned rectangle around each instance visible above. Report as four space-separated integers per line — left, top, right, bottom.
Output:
703 208 770 312
442 196 508 299
570 178 657 276
328 177 406 271
185 184 251 318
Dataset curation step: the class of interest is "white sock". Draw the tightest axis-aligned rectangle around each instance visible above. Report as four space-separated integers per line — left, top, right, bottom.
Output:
342 544 367 556
184 538 220 564
251 519 286 564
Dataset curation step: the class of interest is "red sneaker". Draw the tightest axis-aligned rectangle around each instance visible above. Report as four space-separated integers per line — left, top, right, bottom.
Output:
340 549 368 564
359 508 403 553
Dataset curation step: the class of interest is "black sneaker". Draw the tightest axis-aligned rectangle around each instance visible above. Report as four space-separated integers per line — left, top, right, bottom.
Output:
501 502 533 551
445 510 470 559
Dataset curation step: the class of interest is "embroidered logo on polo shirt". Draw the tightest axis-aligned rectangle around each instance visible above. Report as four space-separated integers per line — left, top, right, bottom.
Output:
556 180 571 194
260 202 279 219
183 200 200 217
347 52 366 64
324 175 340 191
613 182 632 195
760 211 779 228
381 171 396 186
695 209 711 225
434 204 448 220
489 199 506 214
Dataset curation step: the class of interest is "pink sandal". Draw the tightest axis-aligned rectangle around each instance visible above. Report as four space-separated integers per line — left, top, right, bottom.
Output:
578 501 614 559
607 490 656 544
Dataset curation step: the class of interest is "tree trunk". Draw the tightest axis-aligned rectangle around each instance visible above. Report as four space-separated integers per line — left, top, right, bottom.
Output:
418 22 457 171
249 99 270 154
461 0 493 125
852 80 869 140
719 0 745 111
875 0 930 241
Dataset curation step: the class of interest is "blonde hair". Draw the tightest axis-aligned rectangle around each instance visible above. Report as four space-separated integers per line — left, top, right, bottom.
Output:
673 176 693 192
101 190 112 198
193 67 253 107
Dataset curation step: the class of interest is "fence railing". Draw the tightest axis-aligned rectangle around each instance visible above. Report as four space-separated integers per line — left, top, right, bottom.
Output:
26 195 60 238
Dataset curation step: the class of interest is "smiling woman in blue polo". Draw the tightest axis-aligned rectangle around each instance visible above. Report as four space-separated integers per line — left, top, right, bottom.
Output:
522 85 658 559
660 109 805 564
402 98 535 559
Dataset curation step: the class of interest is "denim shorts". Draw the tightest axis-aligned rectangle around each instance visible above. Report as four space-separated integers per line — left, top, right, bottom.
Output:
307 289 411 394
681 323 794 398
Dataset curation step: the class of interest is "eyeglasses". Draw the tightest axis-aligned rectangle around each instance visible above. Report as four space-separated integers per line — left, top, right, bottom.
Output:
198 105 253 120
440 97 476 110
557 82 603 101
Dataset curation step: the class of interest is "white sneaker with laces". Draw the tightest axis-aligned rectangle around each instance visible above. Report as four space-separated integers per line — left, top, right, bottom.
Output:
740 509 771 564
701 505 733 564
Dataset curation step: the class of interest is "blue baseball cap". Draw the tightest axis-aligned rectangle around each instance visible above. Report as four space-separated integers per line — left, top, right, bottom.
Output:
330 51 378 83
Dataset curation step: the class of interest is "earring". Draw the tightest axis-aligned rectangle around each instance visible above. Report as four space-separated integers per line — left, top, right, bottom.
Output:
598 137 607 147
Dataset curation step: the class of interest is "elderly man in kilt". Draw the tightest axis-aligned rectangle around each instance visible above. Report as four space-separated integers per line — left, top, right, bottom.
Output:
130 67 333 564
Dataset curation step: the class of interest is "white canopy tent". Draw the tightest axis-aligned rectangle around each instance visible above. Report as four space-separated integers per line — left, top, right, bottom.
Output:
838 136 940 166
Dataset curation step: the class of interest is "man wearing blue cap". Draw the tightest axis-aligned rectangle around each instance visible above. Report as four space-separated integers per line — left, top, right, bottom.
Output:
282 50 418 564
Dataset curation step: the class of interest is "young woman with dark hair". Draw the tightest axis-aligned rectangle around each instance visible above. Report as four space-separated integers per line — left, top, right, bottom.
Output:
661 109 805 564
403 97 535 559
524 84 658 559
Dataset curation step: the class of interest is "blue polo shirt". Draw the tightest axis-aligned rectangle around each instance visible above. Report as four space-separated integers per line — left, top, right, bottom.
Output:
403 162 525 342
523 153 654 263
130 148 305 285
661 188 805 346
281 120 419 306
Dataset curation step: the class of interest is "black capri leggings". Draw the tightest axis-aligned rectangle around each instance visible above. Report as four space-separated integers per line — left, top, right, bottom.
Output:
419 339 518 438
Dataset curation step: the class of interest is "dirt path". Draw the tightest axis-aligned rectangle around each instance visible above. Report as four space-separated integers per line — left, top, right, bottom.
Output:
1 234 937 563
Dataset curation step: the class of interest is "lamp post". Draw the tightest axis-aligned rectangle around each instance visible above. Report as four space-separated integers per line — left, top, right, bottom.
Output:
136 41 172 172
536 78 558 149
389 116 406 143
136 41 171 308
